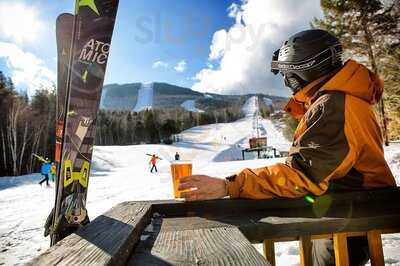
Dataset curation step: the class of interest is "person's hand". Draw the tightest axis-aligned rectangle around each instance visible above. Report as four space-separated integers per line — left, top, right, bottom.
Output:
178 175 227 201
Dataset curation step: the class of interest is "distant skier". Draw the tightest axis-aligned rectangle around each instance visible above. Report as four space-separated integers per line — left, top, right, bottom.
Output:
39 159 51 187
149 154 160 173
175 152 180 161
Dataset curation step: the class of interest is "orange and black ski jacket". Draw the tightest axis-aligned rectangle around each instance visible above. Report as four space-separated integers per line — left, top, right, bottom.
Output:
226 60 396 199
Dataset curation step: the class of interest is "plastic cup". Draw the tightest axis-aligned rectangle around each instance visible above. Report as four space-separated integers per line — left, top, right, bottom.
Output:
170 161 192 198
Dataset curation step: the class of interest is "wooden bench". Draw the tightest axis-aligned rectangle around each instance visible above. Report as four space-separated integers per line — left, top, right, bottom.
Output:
28 188 400 266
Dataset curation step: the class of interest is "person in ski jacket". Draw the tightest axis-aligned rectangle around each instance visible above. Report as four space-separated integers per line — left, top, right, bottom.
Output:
178 29 395 266
149 154 159 173
49 162 56 182
175 152 180 161
39 159 52 187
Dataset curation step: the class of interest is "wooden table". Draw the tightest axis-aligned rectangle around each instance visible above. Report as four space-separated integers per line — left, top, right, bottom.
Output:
28 188 400 266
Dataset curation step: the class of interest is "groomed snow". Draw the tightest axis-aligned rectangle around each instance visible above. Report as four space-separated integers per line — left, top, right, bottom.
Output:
1 96 399 265
263 97 273 107
133 82 153 112
180 100 204 113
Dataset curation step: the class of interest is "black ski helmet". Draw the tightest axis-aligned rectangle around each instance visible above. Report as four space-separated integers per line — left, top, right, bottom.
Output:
271 29 343 94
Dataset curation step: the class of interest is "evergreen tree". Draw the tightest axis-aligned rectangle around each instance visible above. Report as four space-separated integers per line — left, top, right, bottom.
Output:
313 0 400 142
135 120 145 144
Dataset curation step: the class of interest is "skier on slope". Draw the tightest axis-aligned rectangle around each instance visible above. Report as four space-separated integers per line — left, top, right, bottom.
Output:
49 162 57 182
149 154 160 173
177 29 396 265
39 159 52 187
175 152 180 161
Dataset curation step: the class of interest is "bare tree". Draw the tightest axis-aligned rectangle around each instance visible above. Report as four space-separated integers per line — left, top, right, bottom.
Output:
1 128 7 170
6 99 21 175
18 121 29 175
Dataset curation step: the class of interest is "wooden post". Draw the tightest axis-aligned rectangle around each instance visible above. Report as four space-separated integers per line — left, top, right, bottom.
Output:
333 233 349 266
299 235 312 266
367 230 384 266
263 239 275 266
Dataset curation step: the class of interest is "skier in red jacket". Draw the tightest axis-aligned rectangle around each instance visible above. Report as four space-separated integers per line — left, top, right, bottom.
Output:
149 154 160 173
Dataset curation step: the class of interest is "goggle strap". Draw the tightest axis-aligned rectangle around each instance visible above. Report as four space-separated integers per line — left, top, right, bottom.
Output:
270 44 341 73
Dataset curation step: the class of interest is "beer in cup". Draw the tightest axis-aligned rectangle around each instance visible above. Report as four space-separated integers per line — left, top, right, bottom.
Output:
170 161 192 198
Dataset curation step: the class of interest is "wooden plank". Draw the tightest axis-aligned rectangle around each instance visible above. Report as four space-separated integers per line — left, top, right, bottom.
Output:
263 239 275 266
130 217 270 266
233 214 400 243
299 235 312 266
27 202 152 266
367 230 384 266
150 188 400 217
159 216 234 231
142 212 400 244
333 233 349 266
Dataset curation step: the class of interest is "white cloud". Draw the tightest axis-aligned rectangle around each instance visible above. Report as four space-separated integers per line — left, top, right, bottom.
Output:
191 0 323 96
227 3 241 18
174 60 187 73
0 42 55 96
209 30 228 61
227 3 243 25
0 2 44 44
152 60 169 69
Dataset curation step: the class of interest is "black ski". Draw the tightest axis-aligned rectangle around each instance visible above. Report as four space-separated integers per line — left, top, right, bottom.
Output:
50 0 119 246
44 12 74 240
55 13 74 167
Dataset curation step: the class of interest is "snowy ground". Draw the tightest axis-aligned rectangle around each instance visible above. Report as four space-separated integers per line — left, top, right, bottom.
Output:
0 96 399 265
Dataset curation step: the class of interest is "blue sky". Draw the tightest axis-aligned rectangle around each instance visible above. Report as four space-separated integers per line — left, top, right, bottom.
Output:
0 0 240 93
0 0 323 96
107 0 237 87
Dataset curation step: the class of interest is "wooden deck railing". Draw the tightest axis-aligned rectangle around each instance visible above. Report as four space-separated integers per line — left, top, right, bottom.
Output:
28 188 400 266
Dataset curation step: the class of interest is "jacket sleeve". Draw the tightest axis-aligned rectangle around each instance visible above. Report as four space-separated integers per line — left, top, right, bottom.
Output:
226 92 359 199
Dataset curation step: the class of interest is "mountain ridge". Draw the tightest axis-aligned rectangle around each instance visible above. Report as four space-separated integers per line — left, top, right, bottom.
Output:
100 82 288 112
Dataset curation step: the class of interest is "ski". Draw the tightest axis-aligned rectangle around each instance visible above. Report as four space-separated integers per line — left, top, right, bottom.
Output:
43 12 75 242
32 153 50 164
50 0 119 246
55 13 74 167
146 153 163 160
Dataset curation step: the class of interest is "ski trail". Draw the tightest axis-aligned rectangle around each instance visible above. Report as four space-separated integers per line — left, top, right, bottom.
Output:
180 100 204 113
242 96 258 117
133 83 153 112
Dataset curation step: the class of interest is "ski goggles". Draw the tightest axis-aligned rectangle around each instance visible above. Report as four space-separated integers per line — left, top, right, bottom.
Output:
270 44 342 75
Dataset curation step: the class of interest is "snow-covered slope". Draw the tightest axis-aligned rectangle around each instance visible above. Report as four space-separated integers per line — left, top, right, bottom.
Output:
242 95 258 117
133 82 153 112
1 96 399 266
180 100 204 112
263 97 273 107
